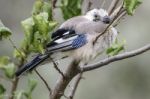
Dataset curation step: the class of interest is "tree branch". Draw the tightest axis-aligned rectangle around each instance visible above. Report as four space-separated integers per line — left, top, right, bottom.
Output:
9 58 25 99
50 57 65 78
50 2 125 99
87 1 92 12
34 69 52 93
110 4 125 20
51 0 57 8
100 0 106 8
68 73 83 99
49 1 144 99
8 37 26 62
81 44 150 72
50 60 80 99
84 1 92 14
8 37 27 99
9 45 29 99
113 10 126 27
50 0 57 20
108 0 120 15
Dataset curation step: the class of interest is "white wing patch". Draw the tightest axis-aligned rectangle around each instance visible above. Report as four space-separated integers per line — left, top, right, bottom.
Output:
55 36 78 43
63 31 70 35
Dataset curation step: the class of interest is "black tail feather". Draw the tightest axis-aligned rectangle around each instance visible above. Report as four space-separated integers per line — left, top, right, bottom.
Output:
15 54 49 77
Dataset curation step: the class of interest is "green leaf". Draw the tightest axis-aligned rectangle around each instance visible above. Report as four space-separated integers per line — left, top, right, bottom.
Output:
20 39 28 51
0 84 6 95
32 0 44 15
3 63 16 78
124 0 142 15
33 12 49 35
49 21 58 31
28 78 37 93
21 17 34 44
21 1 57 54
0 27 12 39
0 20 12 40
0 56 10 68
42 2 52 21
14 91 24 99
37 44 45 54
32 1 52 21
31 12 50 53
21 17 34 36
21 14 49 54
13 49 26 59
106 39 126 56
0 56 16 78
60 0 83 20
61 0 68 6
24 78 37 99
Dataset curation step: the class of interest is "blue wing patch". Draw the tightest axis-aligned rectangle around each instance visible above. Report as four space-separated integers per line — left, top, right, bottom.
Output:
72 34 87 49
46 34 87 52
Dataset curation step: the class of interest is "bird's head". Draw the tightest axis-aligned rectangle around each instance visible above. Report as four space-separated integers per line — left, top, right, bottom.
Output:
98 9 111 24
85 8 101 22
85 8 111 24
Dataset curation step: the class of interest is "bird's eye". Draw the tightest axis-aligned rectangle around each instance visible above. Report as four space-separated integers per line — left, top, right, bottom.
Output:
94 14 98 18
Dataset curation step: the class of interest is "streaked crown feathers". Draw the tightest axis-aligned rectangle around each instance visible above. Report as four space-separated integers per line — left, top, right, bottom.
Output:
85 8 109 21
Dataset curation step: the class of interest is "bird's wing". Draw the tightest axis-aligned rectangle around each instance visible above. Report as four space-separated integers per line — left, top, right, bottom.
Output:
15 30 87 77
51 28 76 40
46 32 88 53
51 16 89 40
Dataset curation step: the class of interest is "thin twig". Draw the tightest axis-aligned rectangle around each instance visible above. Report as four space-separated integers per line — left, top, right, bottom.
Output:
108 0 120 15
68 73 83 99
50 60 80 99
50 57 65 78
94 3 124 44
8 37 18 49
101 0 106 8
34 69 52 93
82 44 150 72
10 78 19 98
52 0 57 8
10 44 29 99
110 5 125 19
50 0 57 20
84 1 92 14
87 1 92 12
8 37 24 59
113 10 127 27
9 59 24 99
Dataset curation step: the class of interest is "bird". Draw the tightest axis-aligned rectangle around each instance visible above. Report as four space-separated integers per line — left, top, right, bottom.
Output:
15 8 117 77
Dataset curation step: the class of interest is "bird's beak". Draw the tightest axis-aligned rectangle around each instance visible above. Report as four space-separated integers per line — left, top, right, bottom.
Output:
102 16 111 24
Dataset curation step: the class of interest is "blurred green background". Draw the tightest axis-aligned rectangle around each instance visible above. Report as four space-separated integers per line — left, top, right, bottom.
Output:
0 0 150 99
